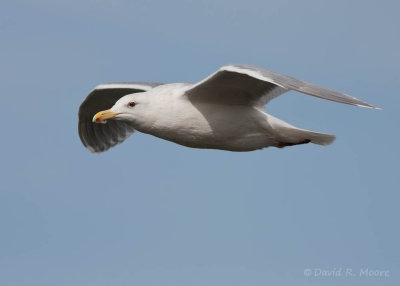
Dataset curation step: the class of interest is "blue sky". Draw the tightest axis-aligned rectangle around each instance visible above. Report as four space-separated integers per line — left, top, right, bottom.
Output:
1 0 399 285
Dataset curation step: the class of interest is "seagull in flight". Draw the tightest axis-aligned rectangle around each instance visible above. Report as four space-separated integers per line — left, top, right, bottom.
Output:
78 64 378 153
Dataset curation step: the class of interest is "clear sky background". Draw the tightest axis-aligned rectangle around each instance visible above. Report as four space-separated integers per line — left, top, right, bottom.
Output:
1 1 399 285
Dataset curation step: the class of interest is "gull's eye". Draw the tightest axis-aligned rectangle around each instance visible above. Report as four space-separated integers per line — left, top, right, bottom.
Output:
128 102 136 108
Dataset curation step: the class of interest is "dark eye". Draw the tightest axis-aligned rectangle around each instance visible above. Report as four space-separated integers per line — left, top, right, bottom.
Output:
128 102 136 108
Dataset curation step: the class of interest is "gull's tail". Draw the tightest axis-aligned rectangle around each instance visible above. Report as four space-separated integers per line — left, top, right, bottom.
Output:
267 114 336 147
292 129 336 146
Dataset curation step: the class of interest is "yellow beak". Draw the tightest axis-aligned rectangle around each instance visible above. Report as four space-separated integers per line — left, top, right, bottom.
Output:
92 109 120 123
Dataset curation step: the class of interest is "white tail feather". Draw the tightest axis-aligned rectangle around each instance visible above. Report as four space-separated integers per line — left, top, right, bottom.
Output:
267 114 336 146
300 130 336 145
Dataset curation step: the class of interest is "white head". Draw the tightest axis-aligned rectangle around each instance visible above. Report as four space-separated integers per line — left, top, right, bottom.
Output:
92 92 151 126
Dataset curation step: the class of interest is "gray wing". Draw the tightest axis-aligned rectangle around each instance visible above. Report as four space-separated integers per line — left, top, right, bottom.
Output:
78 82 162 153
185 64 378 108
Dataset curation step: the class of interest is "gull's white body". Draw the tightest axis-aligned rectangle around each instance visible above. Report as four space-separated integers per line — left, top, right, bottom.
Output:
120 83 275 151
78 64 377 153
110 83 333 151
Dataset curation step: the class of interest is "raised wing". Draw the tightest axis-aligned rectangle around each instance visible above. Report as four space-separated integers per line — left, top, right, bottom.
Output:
78 82 161 153
186 64 378 108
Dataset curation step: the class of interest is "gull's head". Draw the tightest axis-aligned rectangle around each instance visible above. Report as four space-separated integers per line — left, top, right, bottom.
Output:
92 93 148 124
